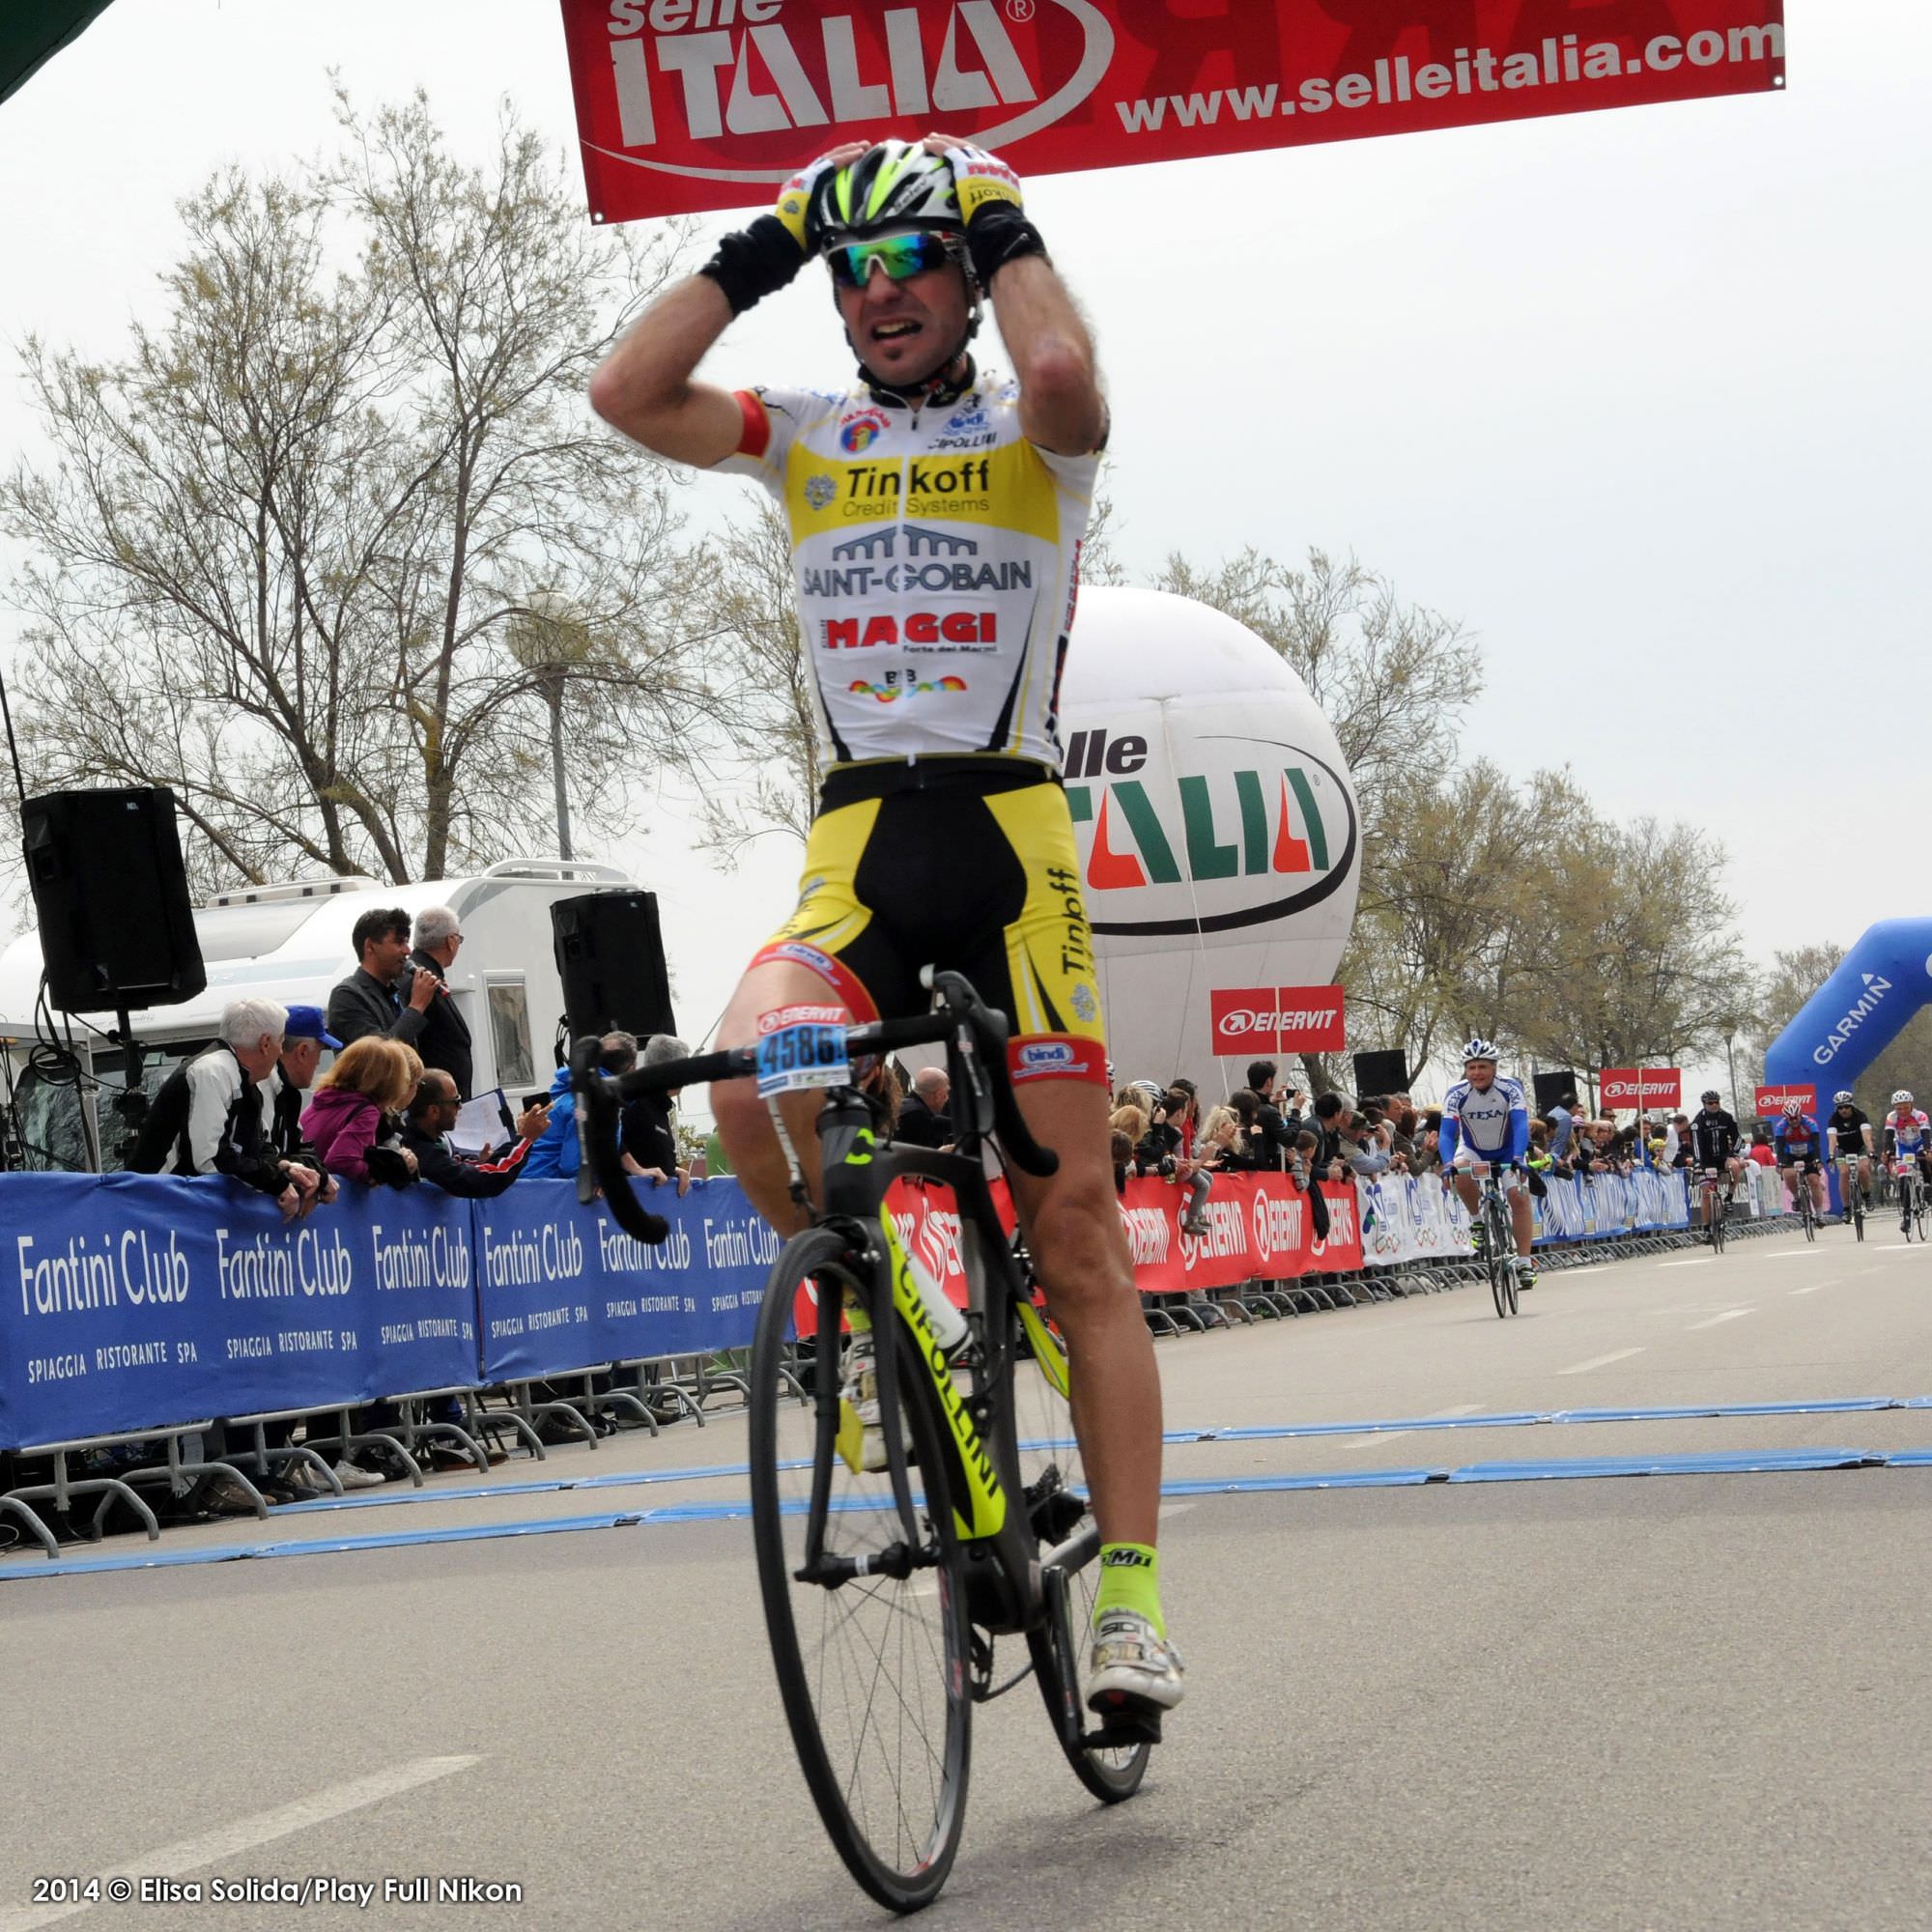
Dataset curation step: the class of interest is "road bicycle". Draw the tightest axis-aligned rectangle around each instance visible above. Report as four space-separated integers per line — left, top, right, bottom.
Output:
1833 1153 1865 1242
1465 1164 1520 1317
1792 1167 1819 1242
1894 1158 1927 1242
572 970 1149 1912
1696 1167 1728 1255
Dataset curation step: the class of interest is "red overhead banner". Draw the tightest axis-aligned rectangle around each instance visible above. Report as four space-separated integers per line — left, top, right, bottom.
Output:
1754 1082 1815 1117
1600 1066 1683 1110
560 2 1786 224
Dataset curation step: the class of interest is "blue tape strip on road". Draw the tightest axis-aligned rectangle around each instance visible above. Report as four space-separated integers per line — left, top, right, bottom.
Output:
226 1395 1932 1521
8 1446 1930 1581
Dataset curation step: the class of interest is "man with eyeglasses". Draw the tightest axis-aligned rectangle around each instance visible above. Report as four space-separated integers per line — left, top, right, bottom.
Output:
409 904 473 1101
591 139 1181 1725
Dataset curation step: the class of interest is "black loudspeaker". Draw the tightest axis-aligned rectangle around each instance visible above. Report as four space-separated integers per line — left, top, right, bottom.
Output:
552 891 675 1043
1533 1070 1580 1114
22 788 206 1012
1351 1049 1409 1097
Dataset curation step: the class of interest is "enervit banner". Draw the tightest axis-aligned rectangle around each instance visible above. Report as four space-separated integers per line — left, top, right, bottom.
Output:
1755 1082 1815 1117
1600 1066 1683 1110
1118 1174 1362 1292
559 2 1787 224
1209 985 1346 1057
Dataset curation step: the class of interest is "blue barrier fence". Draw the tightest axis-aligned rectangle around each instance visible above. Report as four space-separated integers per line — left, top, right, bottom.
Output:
0 1175 779 1452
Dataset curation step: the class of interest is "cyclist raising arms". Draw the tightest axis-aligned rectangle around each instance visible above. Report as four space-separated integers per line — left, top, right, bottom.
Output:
1689 1089 1743 1232
1883 1090 1931 1234
1774 1097 1828 1221
1825 1089 1874 1210
589 138 1181 1721
1441 1039 1537 1293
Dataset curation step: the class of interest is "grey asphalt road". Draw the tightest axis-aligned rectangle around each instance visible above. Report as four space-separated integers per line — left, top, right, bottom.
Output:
4 1225 1930 1932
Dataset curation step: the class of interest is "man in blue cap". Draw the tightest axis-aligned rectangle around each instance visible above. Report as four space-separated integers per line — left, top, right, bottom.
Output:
263 1005 341 1208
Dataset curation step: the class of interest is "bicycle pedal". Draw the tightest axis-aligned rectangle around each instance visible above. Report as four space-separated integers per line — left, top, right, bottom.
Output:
1081 1710 1162 1748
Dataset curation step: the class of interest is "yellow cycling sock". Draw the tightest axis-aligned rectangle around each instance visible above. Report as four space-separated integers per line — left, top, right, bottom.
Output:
1094 1544 1164 1637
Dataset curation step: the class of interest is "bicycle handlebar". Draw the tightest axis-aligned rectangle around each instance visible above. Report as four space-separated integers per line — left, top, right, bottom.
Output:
570 972 1058 1247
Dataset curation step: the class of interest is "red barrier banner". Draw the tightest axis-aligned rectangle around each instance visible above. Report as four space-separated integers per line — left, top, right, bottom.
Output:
1600 1066 1682 1109
1119 1172 1361 1292
1210 985 1346 1056
1754 1082 1815 1117
793 1170 1358 1328
560 2 1786 224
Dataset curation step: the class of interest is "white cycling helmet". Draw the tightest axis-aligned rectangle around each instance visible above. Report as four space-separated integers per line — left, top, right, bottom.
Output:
1782 1097 1804 1117
1833 1090 1855 1105
1462 1037 1499 1064
1893 1089 1914 1106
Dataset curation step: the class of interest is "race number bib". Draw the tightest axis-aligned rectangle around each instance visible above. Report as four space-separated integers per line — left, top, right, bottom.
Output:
755 1004 852 1099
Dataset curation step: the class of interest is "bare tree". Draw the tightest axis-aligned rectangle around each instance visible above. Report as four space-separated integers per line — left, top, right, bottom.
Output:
4 90 724 889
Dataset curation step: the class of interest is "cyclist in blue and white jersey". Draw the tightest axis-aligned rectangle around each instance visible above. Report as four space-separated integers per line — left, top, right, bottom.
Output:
1440 1039 1537 1292
1774 1098 1828 1220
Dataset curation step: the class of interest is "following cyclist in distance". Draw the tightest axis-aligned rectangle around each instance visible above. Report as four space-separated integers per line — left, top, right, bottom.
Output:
1439 1039 1538 1292
1824 1089 1874 1211
589 135 1182 1724
1883 1090 1930 1233
1774 1097 1828 1221
1689 1089 1743 1232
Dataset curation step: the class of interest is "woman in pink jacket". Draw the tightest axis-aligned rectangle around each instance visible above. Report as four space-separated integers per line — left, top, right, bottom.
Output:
301 1037 421 1183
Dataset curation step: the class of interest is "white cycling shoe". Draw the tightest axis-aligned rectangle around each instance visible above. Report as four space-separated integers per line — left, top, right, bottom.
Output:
1087 1610 1186 1718
837 1335 888 1474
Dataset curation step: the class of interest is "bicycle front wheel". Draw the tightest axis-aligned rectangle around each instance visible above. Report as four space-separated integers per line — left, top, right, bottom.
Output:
750 1229 971 1912
1006 1274 1151 1803
1486 1198 1513 1318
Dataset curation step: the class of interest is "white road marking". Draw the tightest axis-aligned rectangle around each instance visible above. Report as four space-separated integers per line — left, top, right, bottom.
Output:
1685 1309 1753 1331
1763 1250 1832 1261
0 1756 480 1932
1659 1257 1716 1268
1556 1347 1646 1377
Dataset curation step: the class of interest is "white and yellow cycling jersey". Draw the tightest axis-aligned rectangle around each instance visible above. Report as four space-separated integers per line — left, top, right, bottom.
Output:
717 370 1098 769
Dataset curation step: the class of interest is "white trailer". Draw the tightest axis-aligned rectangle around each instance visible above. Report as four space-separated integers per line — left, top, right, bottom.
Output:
0 859 642 1172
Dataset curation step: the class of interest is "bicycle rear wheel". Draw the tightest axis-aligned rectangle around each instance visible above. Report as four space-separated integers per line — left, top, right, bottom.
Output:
1711 1190 1727 1255
1005 1270 1151 1803
750 1229 971 1912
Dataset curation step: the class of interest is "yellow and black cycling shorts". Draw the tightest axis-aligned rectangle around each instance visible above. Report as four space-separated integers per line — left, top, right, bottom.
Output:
752 757 1109 1090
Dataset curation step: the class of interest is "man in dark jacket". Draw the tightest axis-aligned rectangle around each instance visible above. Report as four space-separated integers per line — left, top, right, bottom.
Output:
895 1065 953 1149
1241 1059 1302 1171
400 1069 549 1198
128 997 319 1220
621 1033 693 1189
327 906 440 1053
408 904 474 1098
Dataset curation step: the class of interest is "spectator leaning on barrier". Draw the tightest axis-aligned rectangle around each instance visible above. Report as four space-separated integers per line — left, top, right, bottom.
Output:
261 1005 341 1208
128 997 322 1222
1240 1060 1302 1171
301 1037 422 1186
622 1034 694 1194
895 1064 953 1149
525 1031 650 1180
326 907 440 1055
400 1069 548 1198
407 905 474 1099
1311 1092 1350 1179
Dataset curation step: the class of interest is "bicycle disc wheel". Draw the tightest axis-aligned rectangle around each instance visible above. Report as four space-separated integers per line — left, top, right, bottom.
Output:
750 1229 970 1912
1005 1272 1150 1803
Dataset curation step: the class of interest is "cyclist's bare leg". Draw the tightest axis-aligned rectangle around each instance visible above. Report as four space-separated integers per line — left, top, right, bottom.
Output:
1450 1169 1480 1215
1509 1182 1535 1260
708 960 848 1235
1002 1077 1161 1551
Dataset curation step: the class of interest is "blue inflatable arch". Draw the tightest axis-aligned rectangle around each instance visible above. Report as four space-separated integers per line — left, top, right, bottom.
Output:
1763 920 1932 1099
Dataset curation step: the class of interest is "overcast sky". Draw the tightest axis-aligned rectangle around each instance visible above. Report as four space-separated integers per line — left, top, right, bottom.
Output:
1 2 1924 1096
